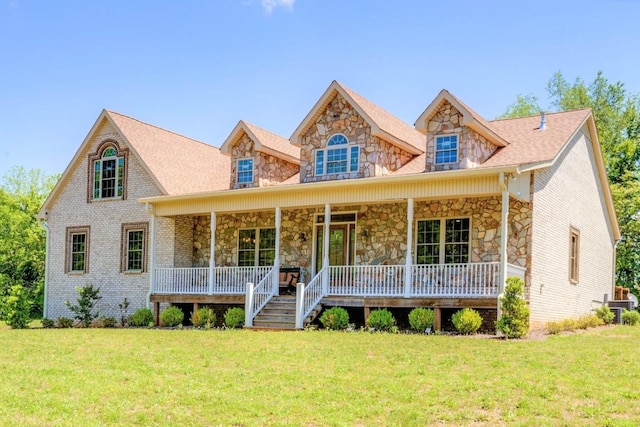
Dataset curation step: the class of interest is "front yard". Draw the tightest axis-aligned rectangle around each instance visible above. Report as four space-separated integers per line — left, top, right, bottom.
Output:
0 326 639 425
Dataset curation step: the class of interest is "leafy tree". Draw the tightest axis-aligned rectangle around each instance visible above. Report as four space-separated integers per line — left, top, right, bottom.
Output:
0 167 58 317
501 72 640 294
66 285 102 327
0 284 32 329
496 277 530 338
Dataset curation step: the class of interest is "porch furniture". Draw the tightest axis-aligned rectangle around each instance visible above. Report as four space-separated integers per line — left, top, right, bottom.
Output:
279 267 301 294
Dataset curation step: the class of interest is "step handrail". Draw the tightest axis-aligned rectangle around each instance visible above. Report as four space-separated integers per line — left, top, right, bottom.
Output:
245 265 278 327
295 266 326 329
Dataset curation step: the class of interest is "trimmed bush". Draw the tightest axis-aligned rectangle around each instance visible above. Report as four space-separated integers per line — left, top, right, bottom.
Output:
408 307 435 333
452 308 482 335
101 317 118 328
224 307 245 329
622 309 640 326
496 277 530 338
129 308 154 327
367 308 395 332
56 317 74 328
319 307 349 330
41 318 55 329
595 305 615 324
191 307 216 328
160 306 184 327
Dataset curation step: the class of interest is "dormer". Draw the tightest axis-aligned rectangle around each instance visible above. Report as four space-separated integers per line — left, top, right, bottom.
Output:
221 121 300 189
415 90 507 172
291 81 423 183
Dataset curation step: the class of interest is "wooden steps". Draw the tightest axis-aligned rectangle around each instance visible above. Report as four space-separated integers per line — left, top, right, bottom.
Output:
249 295 321 330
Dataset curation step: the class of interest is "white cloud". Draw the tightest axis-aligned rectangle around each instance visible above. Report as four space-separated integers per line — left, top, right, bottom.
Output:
261 0 295 14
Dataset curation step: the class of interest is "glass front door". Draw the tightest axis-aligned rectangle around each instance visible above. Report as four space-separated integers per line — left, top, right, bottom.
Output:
315 224 356 273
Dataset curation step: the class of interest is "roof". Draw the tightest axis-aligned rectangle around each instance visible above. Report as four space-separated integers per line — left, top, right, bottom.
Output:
106 111 230 195
220 120 300 164
291 81 425 155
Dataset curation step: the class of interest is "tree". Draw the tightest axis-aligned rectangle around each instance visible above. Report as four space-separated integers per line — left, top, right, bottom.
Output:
501 72 640 294
0 167 58 317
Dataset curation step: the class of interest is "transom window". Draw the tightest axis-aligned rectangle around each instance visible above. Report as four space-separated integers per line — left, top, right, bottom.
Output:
238 228 276 266
435 134 458 165
237 158 254 184
121 223 148 273
65 226 90 274
569 227 580 283
315 134 359 176
416 218 470 264
94 146 125 199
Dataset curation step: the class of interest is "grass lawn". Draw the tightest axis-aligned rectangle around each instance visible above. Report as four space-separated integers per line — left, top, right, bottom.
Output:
0 326 639 426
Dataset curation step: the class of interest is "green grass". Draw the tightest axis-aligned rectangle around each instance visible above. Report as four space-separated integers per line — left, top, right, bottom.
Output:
0 327 639 426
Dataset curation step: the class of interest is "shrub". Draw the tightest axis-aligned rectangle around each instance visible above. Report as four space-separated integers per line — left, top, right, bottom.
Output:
408 307 435 332
41 318 55 329
224 307 245 329
367 308 395 332
129 308 154 327
595 305 615 324
160 306 184 327
118 298 130 327
496 277 530 338
101 317 118 328
577 314 603 329
622 309 640 326
65 285 101 328
452 308 482 335
546 315 603 334
319 307 350 330
191 307 216 328
56 317 74 328
1 284 32 329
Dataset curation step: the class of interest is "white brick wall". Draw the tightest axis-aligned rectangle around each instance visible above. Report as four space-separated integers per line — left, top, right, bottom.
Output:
45 119 172 319
529 125 616 327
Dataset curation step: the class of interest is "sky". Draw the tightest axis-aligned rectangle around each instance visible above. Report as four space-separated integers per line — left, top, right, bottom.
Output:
2 0 640 179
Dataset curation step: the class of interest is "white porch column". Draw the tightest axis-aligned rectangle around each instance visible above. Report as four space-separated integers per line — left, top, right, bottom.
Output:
404 198 414 297
498 173 509 318
208 212 216 295
147 205 157 309
274 207 282 295
322 204 331 294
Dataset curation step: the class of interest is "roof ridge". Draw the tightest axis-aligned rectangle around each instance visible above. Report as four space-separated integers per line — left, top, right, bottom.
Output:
489 108 592 123
105 109 220 149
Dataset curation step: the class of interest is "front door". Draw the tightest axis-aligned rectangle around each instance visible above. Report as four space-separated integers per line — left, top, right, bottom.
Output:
315 224 356 273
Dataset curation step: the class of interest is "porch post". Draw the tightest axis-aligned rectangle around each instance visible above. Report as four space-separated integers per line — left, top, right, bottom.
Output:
208 212 216 295
322 204 331 294
147 204 157 309
498 173 510 319
404 198 414 297
274 207 281 295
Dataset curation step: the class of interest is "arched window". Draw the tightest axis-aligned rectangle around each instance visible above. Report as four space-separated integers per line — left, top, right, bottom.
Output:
315 133 359 176
93 145 125 199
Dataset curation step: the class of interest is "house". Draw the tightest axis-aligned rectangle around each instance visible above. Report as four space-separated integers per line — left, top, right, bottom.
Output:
38 80 620 330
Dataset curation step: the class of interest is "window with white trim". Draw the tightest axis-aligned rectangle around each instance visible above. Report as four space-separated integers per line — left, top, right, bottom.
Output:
416 218 470 264
65 226 90 274
237 158 254 184
435 134 458 165
569 227 580 283
238 228 276 266
315 133 359 176
93 146 125 199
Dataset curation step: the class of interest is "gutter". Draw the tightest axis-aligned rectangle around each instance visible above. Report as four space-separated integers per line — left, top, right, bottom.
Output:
38 217 50 319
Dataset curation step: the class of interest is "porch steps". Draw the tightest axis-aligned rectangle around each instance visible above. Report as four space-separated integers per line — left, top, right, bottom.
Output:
250 295 321 330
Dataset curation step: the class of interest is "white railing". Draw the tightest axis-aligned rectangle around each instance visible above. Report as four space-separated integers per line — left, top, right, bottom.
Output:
154 267 209 294
328 265 406 296
411 262 500 297
153 266 271 295
295 266 327 329
245 266 279 327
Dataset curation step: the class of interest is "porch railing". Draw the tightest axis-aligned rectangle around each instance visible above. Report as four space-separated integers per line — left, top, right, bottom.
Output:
245 266 279 327
411 262 500 297
328 265 406 296
153 266 271 295
295 266 327 329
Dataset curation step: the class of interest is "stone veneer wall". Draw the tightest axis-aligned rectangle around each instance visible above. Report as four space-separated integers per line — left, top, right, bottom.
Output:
424 101 498 171
229 133 299 188
190 196 532 281
299 93 413 182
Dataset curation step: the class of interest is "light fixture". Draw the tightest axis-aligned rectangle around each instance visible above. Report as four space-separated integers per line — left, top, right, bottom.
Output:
298 232 307 242
361 229 369 239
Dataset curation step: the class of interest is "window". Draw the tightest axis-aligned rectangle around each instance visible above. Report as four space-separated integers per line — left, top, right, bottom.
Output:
65 226 90 274
435 134 458 165
88 141 128 202
315 134 359 176
121 223 148 273
237 158 254 184
416 218 470 264
569 227 580 283
238 228 276 266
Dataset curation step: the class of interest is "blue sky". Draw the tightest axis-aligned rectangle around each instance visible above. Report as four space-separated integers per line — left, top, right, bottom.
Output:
2 0 640 178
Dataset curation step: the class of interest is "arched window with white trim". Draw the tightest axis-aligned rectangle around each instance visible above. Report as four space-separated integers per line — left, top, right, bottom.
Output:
314 133 359 176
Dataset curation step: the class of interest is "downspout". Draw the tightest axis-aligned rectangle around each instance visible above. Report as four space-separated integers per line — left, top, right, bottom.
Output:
498 172 510 320
146 203 157 309
38 217 50 319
